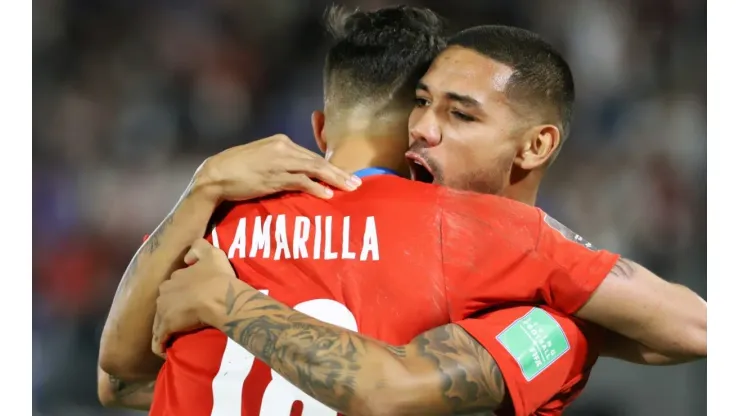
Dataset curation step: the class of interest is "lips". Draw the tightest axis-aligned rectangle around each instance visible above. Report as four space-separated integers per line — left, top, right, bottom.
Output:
405 151 435 184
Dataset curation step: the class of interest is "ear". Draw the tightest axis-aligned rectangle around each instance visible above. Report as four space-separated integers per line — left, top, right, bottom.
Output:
515 124 561 170
311 111 327 153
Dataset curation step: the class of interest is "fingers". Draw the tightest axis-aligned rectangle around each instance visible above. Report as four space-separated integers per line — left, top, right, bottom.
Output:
152 339 166 359
152 324 171 359
183 239 213 265
288 158 361 193
152 332 164 359
152 309 169 359
272 173 336 199
269 135 361 193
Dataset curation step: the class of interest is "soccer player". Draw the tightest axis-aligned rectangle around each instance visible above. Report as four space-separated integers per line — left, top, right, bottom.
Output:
99 7 705 416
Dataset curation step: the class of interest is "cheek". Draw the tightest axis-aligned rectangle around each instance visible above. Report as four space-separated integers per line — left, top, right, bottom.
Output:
450 133 490 162
442 135 516 191
432 140 472 179
485 139 517 161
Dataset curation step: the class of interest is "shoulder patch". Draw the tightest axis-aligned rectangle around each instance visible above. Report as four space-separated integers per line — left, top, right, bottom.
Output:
543 214 597 251
496 307 571 381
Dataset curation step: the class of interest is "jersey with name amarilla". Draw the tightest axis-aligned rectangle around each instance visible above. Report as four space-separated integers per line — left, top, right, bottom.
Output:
149 174 619 416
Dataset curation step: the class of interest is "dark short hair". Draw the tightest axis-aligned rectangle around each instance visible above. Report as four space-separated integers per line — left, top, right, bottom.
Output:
323 5 446 109
448 25 575 145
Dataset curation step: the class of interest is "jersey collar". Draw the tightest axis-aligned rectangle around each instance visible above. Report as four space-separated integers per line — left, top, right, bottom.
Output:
353 167 401 178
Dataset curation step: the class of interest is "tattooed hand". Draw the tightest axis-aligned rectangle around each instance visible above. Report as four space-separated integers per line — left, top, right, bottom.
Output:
152 239 241 358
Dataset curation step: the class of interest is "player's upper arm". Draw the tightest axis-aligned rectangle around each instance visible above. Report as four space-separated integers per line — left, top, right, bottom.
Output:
454 306 599 416
575 259 707 359
384 322 511 415
535 214 706 359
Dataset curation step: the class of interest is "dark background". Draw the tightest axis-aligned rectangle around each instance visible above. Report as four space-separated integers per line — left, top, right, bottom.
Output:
32 0 706 414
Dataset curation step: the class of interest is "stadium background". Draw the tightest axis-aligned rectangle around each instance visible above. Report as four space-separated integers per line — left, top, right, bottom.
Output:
32 0 706 415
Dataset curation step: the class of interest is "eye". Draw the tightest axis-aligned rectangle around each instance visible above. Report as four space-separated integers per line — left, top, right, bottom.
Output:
415 97 430 107
452 110 475 122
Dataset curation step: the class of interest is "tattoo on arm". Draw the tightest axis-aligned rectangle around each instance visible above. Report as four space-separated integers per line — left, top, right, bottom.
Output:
114 181 195 298
108 375 156 399
407 323 508 413
101 183 204 376
106 374 156 410
144 214 175 255
217 283 507 415
610 258 636 279
116 213 176 295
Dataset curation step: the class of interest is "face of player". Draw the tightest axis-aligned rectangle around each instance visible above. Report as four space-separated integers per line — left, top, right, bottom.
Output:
406 46 531 195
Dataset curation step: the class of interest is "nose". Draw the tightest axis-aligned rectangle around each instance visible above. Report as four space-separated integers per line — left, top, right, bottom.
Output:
409 109 442 147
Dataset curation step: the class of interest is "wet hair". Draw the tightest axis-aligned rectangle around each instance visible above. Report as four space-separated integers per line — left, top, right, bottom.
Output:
323 5 446 111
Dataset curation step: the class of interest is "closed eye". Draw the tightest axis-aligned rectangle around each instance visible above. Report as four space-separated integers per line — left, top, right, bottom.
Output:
452 110 475 122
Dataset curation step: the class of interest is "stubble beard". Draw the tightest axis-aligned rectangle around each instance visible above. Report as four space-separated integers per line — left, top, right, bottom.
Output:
441 155 513 197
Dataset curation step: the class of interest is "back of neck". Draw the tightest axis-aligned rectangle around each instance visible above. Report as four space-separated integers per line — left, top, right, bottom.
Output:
325 134 410 178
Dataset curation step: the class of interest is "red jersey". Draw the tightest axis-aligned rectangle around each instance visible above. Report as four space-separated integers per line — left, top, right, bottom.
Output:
150 174 618 416
457 306 602 416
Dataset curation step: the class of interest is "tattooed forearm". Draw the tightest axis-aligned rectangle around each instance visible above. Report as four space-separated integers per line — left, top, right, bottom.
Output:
220 285 364 412
610 258 636 279
144 214 175 255
114 181 199 298
213 282 507 415
114 196 179 298
100 180 218 377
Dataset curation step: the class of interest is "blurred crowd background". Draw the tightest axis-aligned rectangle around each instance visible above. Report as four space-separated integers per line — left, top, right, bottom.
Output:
32 0 707 414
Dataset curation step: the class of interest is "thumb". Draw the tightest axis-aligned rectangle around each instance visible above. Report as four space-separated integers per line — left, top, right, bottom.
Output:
184 238 213 265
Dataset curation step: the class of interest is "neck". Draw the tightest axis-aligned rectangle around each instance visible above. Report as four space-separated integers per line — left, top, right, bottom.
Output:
502 168 542 206
325 135 410 178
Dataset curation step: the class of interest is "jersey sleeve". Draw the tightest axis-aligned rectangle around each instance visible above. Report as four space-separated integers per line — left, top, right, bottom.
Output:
440 192 620 319
454 306 601 416
535 212 620 314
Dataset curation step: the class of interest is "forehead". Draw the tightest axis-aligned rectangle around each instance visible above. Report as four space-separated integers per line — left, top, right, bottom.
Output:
421 46 514 104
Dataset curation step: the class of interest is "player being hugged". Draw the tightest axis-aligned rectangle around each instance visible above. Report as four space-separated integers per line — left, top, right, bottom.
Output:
99 6 706 416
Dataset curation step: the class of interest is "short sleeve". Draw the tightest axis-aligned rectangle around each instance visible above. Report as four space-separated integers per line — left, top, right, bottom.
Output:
536 213 620 314
439 192 620 319
455 306 601 416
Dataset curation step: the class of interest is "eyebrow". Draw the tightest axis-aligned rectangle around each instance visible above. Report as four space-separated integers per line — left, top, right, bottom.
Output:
417 81 482 109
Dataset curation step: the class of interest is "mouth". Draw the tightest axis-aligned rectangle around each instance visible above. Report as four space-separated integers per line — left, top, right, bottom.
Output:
405 151 435 184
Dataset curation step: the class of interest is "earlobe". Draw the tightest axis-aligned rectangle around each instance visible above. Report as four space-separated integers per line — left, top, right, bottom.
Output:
311 111 327 153
516 125 560 170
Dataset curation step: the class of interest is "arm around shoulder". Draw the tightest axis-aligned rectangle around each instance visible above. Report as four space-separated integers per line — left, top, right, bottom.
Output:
575 258 706 360
198 280 508 416
366 324 508 416
99 181 219 379
534 215 705 361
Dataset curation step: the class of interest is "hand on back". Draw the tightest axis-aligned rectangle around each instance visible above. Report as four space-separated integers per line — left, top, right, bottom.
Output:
193 134 361 202
151 239 241 358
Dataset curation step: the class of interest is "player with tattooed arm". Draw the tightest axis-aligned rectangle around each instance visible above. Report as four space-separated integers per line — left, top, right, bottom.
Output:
99 7 706 416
